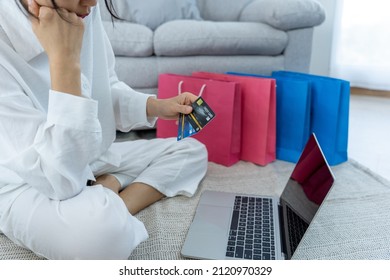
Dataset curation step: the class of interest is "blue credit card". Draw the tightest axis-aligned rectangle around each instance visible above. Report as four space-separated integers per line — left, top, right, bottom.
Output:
177 113 197 140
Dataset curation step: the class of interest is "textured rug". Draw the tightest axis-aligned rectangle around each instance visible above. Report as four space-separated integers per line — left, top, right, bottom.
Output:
1 158 390 260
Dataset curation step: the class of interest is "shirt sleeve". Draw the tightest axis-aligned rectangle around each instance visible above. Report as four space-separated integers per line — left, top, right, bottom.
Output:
0 67 102 200
111 81 157 132
101 26 157 132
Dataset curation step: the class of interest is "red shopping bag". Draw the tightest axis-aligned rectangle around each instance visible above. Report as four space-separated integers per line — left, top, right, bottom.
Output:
157 73 242 167
193 72 276 166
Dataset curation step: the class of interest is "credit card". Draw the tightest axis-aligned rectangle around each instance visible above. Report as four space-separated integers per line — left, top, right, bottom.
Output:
186 97 215 132
177 112 197 140
177 96 216 140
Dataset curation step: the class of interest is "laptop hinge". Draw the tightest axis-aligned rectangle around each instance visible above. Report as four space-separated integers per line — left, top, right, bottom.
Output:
278 204 287 256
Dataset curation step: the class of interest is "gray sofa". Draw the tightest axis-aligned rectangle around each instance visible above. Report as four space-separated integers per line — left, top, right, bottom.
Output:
99 0 325 95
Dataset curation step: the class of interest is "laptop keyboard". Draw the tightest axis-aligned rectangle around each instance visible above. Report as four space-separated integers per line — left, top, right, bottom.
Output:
226 196 276 260
286 204 309 255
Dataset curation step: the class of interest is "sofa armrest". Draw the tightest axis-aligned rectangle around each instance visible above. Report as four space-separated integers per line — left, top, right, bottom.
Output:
239 0 325 31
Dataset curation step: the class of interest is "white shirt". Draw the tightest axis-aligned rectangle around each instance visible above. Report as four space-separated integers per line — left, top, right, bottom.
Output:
0 2 156 200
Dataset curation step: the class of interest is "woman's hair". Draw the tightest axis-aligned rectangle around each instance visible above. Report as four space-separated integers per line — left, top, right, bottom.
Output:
18 0 120 20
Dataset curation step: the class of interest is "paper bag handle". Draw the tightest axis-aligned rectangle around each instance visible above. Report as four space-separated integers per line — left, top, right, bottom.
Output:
178 80 206 97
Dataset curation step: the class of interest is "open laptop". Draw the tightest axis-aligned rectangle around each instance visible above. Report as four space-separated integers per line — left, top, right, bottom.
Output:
181 133 335 260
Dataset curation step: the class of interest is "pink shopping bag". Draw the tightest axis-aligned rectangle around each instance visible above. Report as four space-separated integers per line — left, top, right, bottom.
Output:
192 72 276 166
157 73 242 167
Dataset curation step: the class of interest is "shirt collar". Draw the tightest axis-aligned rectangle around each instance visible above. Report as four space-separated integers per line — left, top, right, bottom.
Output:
0 1 44 62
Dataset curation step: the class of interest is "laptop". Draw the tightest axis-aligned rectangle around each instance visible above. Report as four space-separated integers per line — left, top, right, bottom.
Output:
181 133 335 260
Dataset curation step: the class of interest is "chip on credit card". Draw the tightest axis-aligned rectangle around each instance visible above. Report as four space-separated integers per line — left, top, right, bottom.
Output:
177 96 216 140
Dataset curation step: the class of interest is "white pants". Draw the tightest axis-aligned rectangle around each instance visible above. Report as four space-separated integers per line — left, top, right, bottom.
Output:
0 137 207 259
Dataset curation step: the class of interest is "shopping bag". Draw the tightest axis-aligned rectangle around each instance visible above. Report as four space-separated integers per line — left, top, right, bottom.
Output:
157 73 242 167
272 71 350 165
193 72 276 166
227 72 312 163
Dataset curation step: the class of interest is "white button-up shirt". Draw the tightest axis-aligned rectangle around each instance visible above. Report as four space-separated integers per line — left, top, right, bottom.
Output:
0 2 156 200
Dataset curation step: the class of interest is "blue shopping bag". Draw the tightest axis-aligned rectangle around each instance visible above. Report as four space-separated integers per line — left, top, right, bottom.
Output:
227 72 312 163
272 71 350 165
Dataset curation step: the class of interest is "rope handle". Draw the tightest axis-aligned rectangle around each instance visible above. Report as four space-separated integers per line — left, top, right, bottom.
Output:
178 80 206 97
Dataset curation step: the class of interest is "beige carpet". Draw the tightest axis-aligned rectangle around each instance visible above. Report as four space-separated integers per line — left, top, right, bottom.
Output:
1 159 390 260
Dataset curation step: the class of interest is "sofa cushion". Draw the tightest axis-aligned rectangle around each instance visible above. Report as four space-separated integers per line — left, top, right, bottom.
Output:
196 0 254 21
103 21 153 57
100 0 202 31
154 20 288 56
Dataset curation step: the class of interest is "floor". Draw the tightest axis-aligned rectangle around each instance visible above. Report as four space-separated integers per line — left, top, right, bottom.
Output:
348 93 390 182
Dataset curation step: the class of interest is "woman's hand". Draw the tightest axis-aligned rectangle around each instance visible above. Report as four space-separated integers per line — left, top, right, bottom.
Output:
28 0 84 65
28 0 84 96
146 92 199 120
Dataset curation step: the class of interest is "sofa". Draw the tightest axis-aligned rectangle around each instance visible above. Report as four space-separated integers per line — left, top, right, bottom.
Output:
99 0 326 95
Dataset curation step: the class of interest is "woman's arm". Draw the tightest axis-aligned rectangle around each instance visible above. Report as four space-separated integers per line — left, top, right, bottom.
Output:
0 65 102 200
28 1 84 97
146 92 197 120
100 18 197 130
0 2 105 200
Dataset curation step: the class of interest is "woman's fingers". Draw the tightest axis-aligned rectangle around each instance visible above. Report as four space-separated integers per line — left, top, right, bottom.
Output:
27 0 40 20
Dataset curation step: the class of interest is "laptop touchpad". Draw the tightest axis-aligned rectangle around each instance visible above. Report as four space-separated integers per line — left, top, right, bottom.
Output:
181 204 231 260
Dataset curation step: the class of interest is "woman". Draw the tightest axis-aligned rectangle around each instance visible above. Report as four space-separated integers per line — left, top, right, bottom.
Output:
0 0 207 259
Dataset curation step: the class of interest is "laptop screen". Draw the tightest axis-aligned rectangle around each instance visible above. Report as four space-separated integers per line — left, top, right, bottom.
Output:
279 133 335 258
